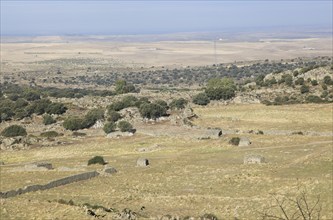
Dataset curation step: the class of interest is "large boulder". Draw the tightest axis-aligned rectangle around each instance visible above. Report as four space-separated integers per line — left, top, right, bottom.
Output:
136 158 149 167
238 137 251 147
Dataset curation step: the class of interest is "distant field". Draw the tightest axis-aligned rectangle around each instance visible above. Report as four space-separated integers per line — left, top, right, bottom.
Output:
1 104 332 219
1 37 332 72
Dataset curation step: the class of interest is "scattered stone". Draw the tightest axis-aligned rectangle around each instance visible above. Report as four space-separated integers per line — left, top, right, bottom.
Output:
136 158 149 167
102 166 117 175
244 155 265 164
198 128 222 139
238 137 251 147
24 162 53 170
107 131 134 138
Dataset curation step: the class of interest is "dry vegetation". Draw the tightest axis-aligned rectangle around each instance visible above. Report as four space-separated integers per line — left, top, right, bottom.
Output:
1 103 332 219
0 36 332 219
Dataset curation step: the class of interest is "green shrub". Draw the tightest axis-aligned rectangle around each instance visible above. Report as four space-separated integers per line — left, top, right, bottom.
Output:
169 98 188 109
311 80 318 86
117 121 133 132
192 93 210 105
115 80 136 94
0 107 15 121
40 131 60 138
43 114 56 125
24 91 41 101
154 99 169 109
63 117 84 131
321 91 329 98
295 77 304 85
103 122 116 134
139 103 167 119
306 95 323 103
14 109 30 120
29 99 52 115
87 156 106 165
205 78 236 100
1 125 27 137
82 108 104 128
14 98 29 109
229 137 240 146
300 85 310 94
45 102 67 115
107 110 121 122
122 95 138 107
107 101 126 111
323 75 332 85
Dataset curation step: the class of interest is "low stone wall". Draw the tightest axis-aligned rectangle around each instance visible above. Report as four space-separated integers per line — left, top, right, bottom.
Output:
0 171 99 199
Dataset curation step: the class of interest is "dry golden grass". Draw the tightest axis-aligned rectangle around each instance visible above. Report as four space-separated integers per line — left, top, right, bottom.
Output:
193 103 333 132
0 104 332 219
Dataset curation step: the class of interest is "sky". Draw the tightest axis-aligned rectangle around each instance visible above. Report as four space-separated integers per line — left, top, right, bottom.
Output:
1 0 332 36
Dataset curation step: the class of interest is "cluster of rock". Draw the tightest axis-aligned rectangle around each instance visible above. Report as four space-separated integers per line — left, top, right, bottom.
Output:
0 136 38 150
170 106 197 127
107 131 134 138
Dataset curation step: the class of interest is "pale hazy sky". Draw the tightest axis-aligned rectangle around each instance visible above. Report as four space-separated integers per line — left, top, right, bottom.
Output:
1 1 332 35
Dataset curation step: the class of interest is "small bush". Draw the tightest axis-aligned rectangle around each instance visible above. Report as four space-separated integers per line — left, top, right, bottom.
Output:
1 125 27 137
103 122 116 134
117 121 133 132
193 93 210 105
295 77 304 85
306 95 323 103
88 156 106 165
40 131 60 138
43 114 56 125
107 110 121 122
82 108 105 128
139 103 167 119
229 137 240 146
169 98 188 109
323 75 332 85
63 117 84 131
311 80 318 86
300 85 309 94
45 102 67 115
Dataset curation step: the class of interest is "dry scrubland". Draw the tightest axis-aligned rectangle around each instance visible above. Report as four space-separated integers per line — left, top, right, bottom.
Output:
1 104 332 219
